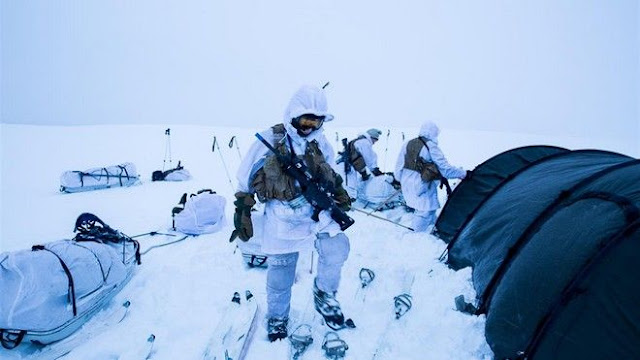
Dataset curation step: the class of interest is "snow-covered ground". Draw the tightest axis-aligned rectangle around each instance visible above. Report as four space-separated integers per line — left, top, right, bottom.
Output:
0 124 631 360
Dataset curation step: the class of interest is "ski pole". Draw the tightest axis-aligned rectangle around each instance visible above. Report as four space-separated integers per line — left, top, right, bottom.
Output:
352 208 414 231
212 135 235 192
229 136 242 160
163 128 172 171
382 129 390 170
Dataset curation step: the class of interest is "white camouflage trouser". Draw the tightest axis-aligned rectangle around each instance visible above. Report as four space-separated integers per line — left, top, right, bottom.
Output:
412 209 437 232
266 232 350 319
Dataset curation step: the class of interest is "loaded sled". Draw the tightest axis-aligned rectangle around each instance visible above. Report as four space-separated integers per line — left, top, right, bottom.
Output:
0 213 140 349
60 162 140 193
355 174 405 211
152 161 191 182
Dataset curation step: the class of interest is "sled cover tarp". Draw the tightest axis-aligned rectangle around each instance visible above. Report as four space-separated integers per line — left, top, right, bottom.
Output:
0 225 138 346
60 162 140 193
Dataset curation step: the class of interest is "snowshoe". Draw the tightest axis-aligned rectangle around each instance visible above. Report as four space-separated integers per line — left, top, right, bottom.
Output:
322 331 349 359
267 317 289 342
359 268 375 288
289 324 313 360
313 281 355 330
394 293 413 319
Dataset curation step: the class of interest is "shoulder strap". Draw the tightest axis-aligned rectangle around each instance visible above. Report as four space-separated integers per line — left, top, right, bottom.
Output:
418 136 430 152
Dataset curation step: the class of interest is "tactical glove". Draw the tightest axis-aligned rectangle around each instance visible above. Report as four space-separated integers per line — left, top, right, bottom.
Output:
229 191 256 242
332 174 352 212
334 185 352 212
360 171 370 181
372 167 383 176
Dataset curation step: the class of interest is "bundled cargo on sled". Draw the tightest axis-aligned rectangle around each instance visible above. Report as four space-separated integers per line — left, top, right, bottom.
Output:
60 162 140 193
152 161 191 182
356 174 405 211
151 129 191 182
0 213 140 349
171 189 227 235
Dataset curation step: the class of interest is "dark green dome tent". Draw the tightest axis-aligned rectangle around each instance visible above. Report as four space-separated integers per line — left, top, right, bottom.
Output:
436 148 640 360
434 145 569 243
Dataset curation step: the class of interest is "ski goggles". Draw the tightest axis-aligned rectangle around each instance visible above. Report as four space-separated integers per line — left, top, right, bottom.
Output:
297 115 325 131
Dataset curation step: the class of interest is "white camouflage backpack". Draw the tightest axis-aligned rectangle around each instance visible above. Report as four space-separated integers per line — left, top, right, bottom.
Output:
172 189 227 235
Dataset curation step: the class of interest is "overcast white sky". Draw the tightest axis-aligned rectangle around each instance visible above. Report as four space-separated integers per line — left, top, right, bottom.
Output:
1 1 638 154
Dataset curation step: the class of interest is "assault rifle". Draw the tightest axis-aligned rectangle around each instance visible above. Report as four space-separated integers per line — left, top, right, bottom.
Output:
336 138 351 174
255 133 355 231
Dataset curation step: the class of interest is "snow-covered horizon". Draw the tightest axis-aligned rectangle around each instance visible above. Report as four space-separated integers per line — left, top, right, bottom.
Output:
1 123 633 359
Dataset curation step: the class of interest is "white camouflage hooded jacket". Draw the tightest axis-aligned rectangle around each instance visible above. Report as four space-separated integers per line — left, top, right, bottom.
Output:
394 121 466 212
236 85 342 254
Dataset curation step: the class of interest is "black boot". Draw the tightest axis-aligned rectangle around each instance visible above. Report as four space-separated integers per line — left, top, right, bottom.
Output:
267 317 288 342
313 280 346 330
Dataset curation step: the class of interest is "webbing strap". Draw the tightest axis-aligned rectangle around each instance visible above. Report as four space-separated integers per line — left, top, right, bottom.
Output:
117 165 130 186
74 165 135 188
31 245 77 316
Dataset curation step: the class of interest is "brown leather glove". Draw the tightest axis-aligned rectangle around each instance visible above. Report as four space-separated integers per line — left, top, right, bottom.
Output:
229 192 256 242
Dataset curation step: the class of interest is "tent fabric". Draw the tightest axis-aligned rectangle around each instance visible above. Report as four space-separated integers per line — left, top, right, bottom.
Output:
435 146 640 360
447 150 633 272
478 160 640 312
434 146 568 243
487 219 640 360
485 199 638 359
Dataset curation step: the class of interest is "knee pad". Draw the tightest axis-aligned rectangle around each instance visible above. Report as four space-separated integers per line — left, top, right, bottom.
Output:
315 232 350 265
